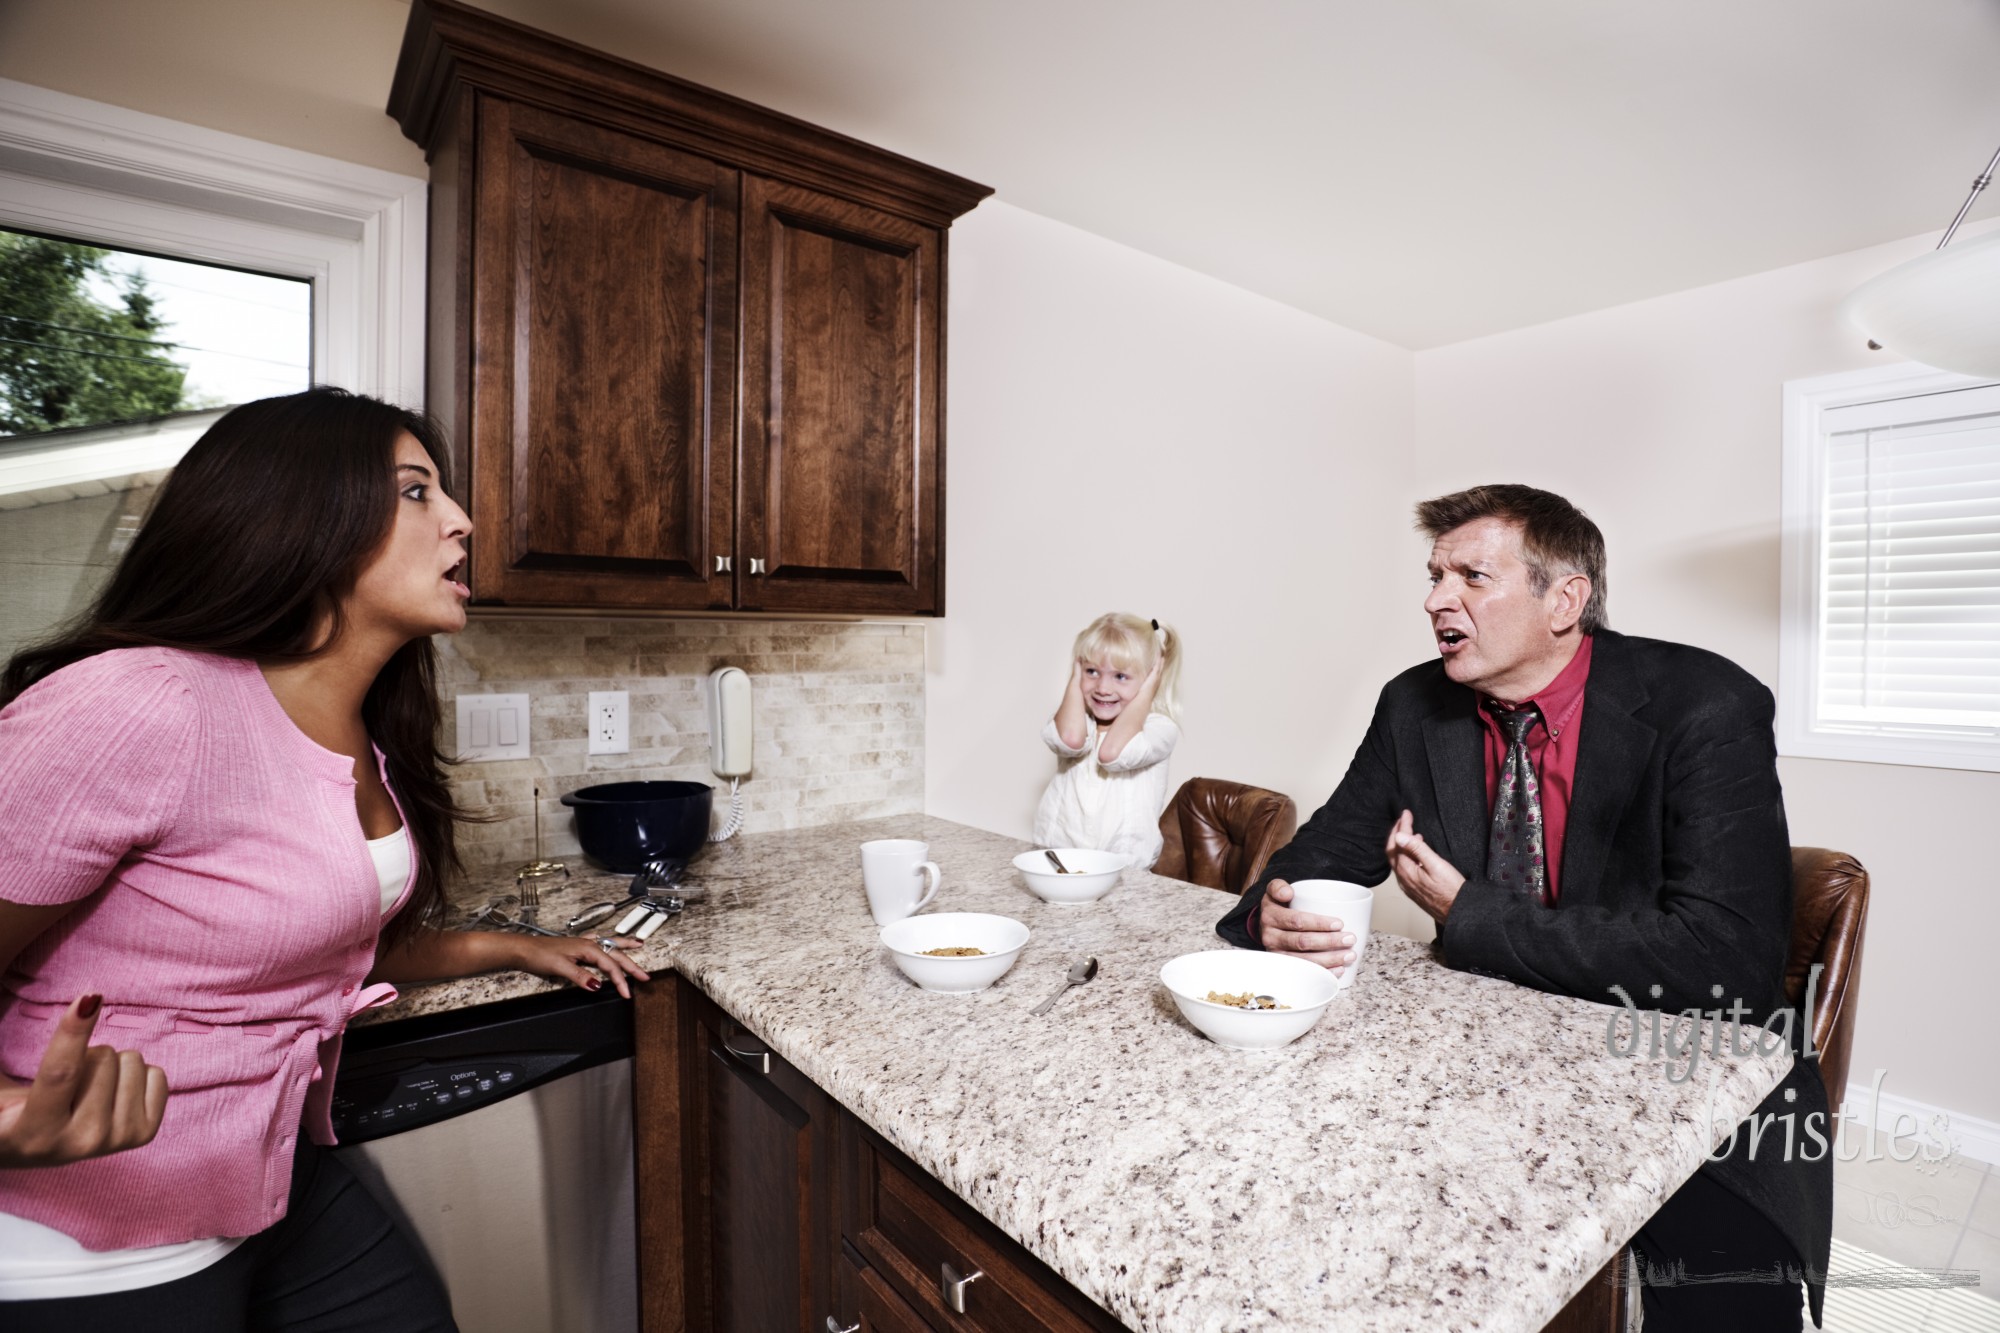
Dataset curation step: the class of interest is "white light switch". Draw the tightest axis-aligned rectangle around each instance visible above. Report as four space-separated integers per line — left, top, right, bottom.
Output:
456 693 532 762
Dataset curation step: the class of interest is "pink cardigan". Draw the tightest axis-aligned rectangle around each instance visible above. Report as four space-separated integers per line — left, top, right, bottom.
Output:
0 648 409 1250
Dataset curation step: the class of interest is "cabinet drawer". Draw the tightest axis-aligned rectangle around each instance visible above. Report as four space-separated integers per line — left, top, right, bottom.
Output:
843 1127 1120 1333
836 1249 934 1333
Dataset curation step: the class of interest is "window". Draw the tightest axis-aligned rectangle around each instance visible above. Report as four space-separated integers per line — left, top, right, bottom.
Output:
0 77 424 661
1780 363 2000 771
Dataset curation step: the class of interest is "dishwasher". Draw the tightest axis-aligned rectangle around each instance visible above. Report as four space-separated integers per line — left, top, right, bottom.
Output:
329 985 639 1333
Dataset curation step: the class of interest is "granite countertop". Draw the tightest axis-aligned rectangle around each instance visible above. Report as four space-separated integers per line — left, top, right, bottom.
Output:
367 814 1790 1333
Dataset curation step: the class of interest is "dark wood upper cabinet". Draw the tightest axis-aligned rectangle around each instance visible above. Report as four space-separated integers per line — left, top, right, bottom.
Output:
740 177 940 613
390 0 989 615
474 97 737 609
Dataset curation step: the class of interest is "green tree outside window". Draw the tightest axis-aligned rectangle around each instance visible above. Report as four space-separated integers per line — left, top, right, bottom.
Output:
0 232 191 437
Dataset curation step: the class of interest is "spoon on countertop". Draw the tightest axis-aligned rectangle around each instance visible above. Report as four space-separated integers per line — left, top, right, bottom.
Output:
1029 956 1099 1016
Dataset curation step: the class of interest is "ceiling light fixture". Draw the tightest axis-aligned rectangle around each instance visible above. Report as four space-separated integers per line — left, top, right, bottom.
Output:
1840 141 2000 378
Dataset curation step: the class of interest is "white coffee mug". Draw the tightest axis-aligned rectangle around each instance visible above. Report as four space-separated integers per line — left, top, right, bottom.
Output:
1288 879 1374 990
861 839 942 925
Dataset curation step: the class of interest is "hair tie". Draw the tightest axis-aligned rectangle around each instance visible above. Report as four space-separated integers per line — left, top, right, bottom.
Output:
1150 619 1160 632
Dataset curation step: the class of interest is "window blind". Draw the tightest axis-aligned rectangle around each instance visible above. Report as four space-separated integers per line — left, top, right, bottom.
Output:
1819 387 2000 734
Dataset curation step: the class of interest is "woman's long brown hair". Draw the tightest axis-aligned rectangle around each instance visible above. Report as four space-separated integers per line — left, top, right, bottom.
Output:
2 387 471 950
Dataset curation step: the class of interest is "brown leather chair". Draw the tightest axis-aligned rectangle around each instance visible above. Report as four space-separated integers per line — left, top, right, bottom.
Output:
1154 778 1298 896
1547 848 1872 1333
1787 847 1870 1117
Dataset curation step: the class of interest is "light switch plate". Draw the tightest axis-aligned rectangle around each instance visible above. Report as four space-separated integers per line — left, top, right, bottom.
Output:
588 690 629 755
456 693 531 762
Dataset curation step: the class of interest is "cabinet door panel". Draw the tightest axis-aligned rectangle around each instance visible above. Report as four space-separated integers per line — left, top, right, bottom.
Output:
471 96 737 608
694 1002 836 1333
740 176 941 613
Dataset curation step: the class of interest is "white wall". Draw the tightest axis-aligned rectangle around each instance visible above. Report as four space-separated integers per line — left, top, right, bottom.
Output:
930 202 1433 941
1413 226 2000 1128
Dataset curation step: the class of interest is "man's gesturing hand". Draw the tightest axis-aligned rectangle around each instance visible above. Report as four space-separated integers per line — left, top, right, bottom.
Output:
1256 879 1356 972
0 993 169 1168
1386 810 1465 924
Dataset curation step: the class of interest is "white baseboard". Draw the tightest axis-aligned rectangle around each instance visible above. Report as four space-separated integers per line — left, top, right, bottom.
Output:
1841 1074 2000 1168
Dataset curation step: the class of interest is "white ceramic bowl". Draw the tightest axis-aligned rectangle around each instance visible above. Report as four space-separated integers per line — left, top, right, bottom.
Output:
1011 848 1127 905
879 912 1031 994
1159 950 1340 1050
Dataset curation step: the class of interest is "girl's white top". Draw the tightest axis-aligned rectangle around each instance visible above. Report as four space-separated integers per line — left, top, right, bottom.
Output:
1033 713 1179 870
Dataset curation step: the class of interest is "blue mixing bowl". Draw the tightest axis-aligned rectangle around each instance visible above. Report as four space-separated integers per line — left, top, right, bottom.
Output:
559 780 713 874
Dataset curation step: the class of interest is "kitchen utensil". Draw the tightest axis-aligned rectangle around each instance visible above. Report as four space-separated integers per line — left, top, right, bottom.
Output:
1012 849 1125 905
877 913 1029 994
513 783 569 924
567 901 619 933
860 840 942 925
560 781 713 874
1044 850 1071 874
1029 956 1098 1016
472 902 568 937
1286 880 1374 990
1159 951 1339 1051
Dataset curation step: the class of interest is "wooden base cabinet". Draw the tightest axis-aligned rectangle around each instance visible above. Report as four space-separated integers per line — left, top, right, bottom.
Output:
390 0 989 616
636 979 1625 1333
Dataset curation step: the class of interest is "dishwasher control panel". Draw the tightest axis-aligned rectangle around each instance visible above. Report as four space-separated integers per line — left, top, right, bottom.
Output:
332 1051 573 1142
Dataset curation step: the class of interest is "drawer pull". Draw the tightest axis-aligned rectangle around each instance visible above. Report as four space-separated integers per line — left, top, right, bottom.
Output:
749 557 767 575
720 1026 771 1075
940 1261 984 1314
826 1319 860 1333
714 555 732 573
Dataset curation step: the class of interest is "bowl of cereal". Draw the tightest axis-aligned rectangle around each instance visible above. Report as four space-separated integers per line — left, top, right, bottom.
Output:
879 912 1031 995
1012 848 1127 905
1159 950 1339 1050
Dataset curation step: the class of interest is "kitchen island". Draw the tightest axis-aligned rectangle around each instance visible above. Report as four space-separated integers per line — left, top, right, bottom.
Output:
365 814 1790 1332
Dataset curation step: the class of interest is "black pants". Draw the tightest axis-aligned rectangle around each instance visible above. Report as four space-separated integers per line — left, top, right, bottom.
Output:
2 1138 457 1333
1633 1168 1805 1332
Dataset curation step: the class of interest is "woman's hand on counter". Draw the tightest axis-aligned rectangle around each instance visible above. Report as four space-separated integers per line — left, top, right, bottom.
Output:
0 993 169 1169
503 933 651 999
370 926 651 998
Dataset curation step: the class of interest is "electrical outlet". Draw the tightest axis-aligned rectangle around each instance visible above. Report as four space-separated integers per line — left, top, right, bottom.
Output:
455 693 532 762
588 690 629 755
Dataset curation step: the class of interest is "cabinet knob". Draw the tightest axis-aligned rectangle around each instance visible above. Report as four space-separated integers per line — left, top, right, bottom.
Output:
720 1024 771 1075
749 557 767 575
714 555 732 573
825 1320 860 1333
939 1261 984 1314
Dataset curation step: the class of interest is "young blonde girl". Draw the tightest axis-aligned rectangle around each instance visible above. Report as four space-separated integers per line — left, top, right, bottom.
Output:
1033 613 1184 868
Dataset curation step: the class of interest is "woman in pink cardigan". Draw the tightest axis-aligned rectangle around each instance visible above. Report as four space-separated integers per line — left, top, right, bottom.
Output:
0 389 648 1329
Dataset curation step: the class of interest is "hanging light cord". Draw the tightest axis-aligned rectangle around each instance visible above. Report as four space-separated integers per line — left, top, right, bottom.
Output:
1936 141 2000 250
708 776 746 842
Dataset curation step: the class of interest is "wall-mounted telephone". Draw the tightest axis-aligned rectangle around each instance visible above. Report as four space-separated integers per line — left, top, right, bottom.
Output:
706 667 752 841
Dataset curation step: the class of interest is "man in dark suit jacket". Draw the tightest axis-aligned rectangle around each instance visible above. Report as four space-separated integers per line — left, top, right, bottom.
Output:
1217 485 1832 1331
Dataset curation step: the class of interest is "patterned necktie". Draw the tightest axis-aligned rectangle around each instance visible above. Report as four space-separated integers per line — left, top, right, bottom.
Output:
1486 704 1549 905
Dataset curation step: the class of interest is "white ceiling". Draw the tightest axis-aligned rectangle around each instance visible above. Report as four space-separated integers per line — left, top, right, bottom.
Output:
472 0 2000 349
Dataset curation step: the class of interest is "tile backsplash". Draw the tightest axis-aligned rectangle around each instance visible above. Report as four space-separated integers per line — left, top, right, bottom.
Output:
440 617 924 871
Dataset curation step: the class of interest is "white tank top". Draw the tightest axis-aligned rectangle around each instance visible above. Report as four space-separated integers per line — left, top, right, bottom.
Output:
0 827 411 1300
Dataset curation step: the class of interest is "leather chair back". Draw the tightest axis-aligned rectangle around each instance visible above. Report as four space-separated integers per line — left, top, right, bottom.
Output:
1786 847 1870 1116
1155 778 1298 896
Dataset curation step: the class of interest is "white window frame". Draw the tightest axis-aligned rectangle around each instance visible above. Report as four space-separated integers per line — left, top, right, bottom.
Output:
1779 361 2000 772
0 76 425 413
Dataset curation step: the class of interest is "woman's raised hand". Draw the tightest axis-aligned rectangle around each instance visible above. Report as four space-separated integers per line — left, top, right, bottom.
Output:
0 994 168 1168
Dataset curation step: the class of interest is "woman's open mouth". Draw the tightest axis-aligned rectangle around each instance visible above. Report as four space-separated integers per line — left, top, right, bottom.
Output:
444 561 469 598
